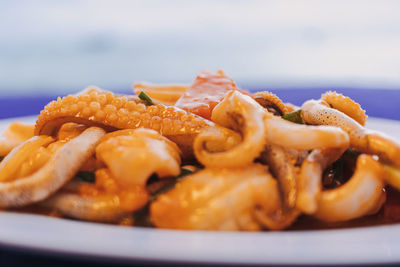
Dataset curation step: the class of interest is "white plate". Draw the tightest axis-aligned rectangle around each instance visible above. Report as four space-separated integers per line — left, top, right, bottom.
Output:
1 116 400 265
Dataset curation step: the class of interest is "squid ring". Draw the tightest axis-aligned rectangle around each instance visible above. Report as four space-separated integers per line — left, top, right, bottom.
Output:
314 155 385 222
264 116 350 151
194 91 266 168
195 91 350 168
297 147 346 214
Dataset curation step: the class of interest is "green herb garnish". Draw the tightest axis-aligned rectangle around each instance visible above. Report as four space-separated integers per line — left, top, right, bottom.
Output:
282 110 304 124
0 156 3 163
138 91 154 105
76 171 95 183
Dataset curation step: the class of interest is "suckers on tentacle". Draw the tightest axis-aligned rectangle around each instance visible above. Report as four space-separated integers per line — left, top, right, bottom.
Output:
35 88 239 159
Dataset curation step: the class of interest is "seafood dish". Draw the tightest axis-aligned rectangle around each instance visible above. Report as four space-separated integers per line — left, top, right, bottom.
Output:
1 70 400 231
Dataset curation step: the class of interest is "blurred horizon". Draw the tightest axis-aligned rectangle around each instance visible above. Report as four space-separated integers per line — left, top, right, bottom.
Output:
1 0 400 96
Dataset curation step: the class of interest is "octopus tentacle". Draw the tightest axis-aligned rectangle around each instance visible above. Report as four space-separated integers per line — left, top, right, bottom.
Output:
302 99 400 166
314 155 385 222
0 127 105 208
194 90 267 168
35 87 239 159
284 103 298 113
253 91 288 115
35 87 211 135
321 91 367 126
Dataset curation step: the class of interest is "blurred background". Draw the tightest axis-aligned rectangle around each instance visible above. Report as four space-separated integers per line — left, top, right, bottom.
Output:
0 0 400 117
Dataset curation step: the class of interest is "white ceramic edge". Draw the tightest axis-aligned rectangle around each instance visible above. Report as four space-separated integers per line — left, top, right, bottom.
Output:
0 115 400 265
0 212 400 265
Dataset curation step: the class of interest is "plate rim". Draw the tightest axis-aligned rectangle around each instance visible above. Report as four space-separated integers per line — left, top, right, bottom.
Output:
1 116 400 265
1 211 400 265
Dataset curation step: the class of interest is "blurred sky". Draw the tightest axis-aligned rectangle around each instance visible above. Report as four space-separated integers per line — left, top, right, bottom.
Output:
0 0 400 96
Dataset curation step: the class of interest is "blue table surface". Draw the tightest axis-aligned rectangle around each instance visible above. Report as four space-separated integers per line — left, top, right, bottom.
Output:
0 88 399 121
